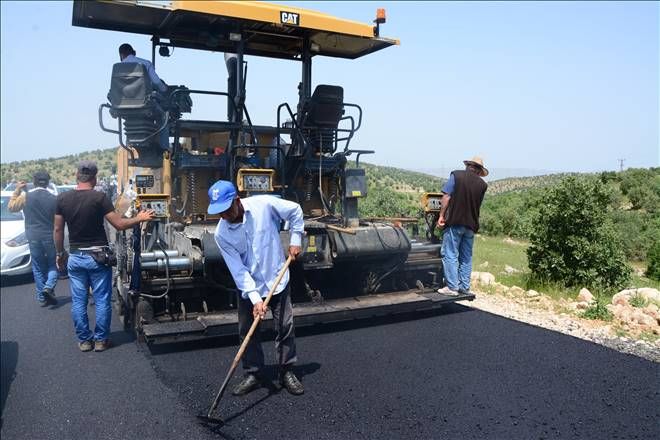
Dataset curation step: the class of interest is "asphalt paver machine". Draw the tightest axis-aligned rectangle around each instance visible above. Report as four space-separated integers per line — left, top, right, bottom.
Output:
72 0 474 343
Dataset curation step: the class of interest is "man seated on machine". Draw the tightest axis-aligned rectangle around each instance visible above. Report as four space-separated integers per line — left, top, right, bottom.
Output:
118 43 170 150
118 43 167 93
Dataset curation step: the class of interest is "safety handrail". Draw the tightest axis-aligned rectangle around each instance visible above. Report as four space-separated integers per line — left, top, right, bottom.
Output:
168 88 258 145
345 149 374 168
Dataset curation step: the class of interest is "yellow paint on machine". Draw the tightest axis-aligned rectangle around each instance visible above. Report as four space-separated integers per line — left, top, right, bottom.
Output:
307 235 317 253
171 0 377 38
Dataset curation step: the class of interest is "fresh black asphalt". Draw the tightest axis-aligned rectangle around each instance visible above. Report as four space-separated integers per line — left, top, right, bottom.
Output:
1 277 658 440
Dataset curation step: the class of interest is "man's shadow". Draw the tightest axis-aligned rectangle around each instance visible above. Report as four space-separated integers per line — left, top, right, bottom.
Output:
203 361 321 435
47 296 71 310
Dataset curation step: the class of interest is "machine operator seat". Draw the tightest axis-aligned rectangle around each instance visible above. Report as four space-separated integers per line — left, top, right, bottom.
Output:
108 62 157 110
302 85 344 154
107 62 166 149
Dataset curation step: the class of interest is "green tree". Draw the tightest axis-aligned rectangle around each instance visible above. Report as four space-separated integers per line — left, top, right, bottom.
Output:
527 176 631 289
646 240 660 281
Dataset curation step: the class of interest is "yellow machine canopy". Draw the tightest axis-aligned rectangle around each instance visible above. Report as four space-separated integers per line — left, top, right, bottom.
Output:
72 0 399 59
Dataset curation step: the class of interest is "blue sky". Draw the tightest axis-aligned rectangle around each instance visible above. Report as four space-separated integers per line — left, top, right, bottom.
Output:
1 1 658 174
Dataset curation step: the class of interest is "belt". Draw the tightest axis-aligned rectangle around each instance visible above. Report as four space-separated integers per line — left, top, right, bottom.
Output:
69 247 106 255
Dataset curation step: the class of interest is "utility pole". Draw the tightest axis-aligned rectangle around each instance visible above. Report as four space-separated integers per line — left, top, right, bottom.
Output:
617 158 625 172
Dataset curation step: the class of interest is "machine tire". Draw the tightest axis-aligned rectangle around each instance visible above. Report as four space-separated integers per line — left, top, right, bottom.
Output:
359 270 381 295
135 298 155 332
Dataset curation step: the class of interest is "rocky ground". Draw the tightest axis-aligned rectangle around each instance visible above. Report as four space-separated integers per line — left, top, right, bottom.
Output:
458 272 660 363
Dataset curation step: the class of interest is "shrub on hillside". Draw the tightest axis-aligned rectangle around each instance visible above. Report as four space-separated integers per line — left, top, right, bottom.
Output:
619 168 660 212
479 189 542 238
527 176 631 290
609 210 660 261
646 240 660 281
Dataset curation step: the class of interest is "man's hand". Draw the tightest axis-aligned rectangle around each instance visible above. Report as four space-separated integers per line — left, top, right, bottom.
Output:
136 209 155 222
437 215 446 228
288 245 302 260
253 301 268 320
16 181 27 191
56 253 68 272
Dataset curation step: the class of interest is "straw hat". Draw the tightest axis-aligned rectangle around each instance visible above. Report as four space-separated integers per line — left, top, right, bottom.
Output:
463 156 488 177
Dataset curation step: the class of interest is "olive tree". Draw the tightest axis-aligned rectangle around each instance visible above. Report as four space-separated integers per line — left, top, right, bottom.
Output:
527 176 631 289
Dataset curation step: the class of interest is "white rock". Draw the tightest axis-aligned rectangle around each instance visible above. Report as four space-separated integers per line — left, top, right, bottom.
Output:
642 307 659 321
612 290 633 306
478 261 489 268
632 310 657 327
471 271 496 286
577 288 594 303
636 288 660 303
492 282 509 294
526 289 540 297
504 265 520 274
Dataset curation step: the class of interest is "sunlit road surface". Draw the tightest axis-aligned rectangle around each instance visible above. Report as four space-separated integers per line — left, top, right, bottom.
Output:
2 277 658 440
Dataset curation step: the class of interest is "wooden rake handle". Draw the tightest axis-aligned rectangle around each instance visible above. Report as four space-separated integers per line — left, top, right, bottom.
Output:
206 255 294 418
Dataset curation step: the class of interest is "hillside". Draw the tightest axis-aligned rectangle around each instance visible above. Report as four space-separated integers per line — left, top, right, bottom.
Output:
1 148 117 185
3 147 569 192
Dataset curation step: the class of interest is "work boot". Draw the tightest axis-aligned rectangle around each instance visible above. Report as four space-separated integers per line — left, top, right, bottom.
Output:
78 340 93 352
437 286 459 296
38 297 48 307
42 288 57 305
232 374 261 396
280 371 304 396
94 340 111 352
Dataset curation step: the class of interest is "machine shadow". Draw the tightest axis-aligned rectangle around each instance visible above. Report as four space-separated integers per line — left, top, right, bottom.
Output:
146 303 473 356
0 341 18 428
295 302 474 338
0 274 34 288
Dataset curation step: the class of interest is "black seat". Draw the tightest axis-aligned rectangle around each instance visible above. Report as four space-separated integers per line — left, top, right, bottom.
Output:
303 85 344 154
108 62 154 110
306 85 344 127
107 62 167 153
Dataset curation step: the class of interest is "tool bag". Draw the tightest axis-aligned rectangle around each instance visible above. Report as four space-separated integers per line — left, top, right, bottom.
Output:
90 247 117 267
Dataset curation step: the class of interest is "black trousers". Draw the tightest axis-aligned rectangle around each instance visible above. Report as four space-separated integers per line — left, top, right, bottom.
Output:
238 284 297 375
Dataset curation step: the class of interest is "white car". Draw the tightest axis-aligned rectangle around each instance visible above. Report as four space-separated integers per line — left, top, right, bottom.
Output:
4 181 59 195
1 191 31 276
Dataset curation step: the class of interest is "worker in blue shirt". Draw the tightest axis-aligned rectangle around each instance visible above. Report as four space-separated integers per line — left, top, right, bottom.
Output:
210 180 305 396
118 43 167 92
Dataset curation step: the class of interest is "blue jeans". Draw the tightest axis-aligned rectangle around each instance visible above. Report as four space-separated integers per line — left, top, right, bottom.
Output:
67 253 113 342
28 239 58 301
441 225 475 292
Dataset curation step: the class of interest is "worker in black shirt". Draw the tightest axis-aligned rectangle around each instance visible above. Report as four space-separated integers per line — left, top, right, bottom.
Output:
8 170 58 306
54 161 154 352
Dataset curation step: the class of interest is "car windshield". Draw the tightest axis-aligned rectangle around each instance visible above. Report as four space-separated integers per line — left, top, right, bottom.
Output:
1 196 23 221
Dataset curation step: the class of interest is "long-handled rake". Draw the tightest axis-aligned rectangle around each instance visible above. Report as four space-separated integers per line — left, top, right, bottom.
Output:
197 255 294 425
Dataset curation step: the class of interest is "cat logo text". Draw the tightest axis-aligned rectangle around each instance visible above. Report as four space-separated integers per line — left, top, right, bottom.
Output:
280 11 300 26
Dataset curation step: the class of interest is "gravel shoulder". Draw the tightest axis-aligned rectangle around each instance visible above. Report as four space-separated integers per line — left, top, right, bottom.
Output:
459 287 660 363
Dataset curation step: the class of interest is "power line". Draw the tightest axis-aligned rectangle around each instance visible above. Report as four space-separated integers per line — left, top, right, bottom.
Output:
617 158 625 172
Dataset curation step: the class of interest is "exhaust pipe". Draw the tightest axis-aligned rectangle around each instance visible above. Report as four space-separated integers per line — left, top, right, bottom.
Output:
141 250 179 261
141 257 192 272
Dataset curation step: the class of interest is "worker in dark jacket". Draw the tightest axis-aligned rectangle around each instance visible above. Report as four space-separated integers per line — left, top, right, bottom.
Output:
437 156 488 295
8 170 59 306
